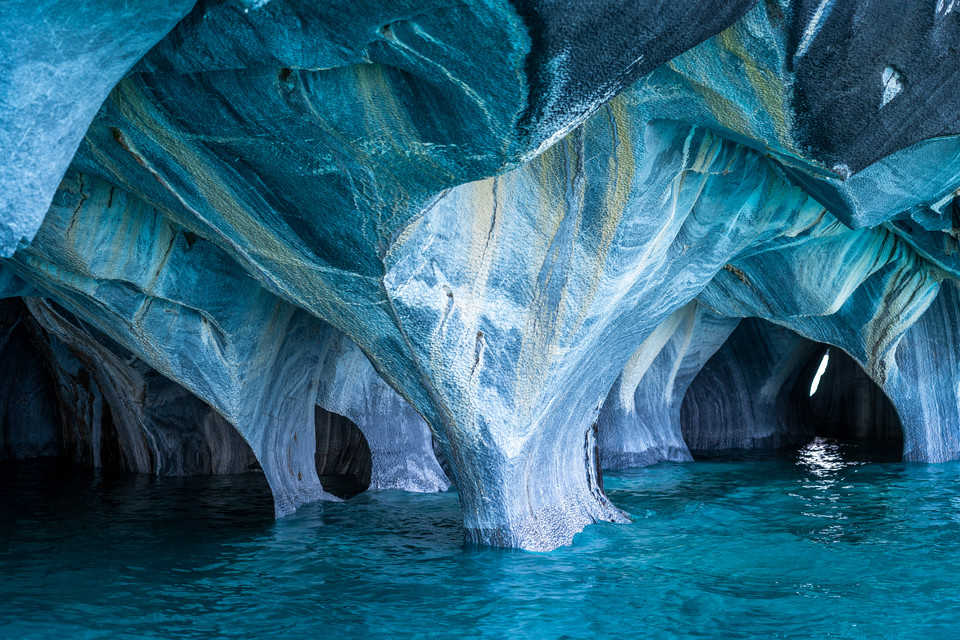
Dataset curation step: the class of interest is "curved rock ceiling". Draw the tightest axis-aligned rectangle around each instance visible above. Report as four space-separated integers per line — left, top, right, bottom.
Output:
3 0 960 550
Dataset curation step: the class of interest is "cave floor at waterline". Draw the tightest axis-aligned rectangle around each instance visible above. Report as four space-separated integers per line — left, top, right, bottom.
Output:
1 440 957 639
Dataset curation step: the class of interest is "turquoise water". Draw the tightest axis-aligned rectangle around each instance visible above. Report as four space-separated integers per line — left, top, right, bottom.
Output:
2 438 959 639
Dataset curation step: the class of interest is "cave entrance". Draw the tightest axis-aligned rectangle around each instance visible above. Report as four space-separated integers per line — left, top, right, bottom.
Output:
802 345 903 460
0 298 64 465
1 297 275 522
314 407 372 499
680 318 903 460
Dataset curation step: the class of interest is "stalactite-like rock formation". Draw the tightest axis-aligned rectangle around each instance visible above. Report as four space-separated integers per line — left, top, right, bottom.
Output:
597 302 739 468
5 0 960 550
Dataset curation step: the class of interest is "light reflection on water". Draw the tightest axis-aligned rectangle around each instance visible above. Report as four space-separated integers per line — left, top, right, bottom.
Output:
798 436 854 477
2 439 960 639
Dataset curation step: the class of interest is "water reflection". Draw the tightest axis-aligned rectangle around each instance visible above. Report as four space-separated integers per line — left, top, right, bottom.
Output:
4 447 960 639
791 438 896 544
797 437 855 478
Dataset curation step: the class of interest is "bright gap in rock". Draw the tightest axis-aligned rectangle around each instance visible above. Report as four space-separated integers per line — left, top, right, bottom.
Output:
809 350 830 396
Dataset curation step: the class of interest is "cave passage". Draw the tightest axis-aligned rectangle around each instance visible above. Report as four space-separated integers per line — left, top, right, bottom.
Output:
314 407 373 499
0 296 276 514
2 296 374 509
680 318 904 461
803 345 904 461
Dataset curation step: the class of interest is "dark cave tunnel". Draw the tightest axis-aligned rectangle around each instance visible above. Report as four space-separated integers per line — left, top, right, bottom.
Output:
0 297 375 506
681 318 904 460
315 407 373 499
1 296 906 515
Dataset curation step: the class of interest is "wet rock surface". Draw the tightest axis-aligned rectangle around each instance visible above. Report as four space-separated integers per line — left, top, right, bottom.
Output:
4 0 960 550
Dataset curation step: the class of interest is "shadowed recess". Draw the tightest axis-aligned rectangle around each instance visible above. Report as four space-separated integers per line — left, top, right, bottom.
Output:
0 298 62 463
681 318 903 459
315 407 373 499
807 346 903 450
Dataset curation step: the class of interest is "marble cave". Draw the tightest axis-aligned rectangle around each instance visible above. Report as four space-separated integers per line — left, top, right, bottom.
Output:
5 1 960 637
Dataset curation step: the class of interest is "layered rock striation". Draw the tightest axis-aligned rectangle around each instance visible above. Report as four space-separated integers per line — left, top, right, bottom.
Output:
4 0 960 550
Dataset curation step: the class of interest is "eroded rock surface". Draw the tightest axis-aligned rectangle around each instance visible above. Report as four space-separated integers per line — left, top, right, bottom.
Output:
4 0 960 550
0 0 195 256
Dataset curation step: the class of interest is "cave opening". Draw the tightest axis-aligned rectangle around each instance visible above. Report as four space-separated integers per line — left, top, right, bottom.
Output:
0 298 64 466
809 351 829 396
315 407 372 499
680 318 904 461
801 344 903 459
0 297 276 520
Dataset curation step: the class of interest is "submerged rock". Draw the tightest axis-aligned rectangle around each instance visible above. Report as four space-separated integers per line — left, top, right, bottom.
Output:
4 0 960 550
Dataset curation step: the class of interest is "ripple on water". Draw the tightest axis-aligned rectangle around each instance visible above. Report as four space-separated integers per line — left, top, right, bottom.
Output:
2 440 960 639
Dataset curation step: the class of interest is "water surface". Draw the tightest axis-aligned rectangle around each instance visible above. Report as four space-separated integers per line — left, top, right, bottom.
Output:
2 439 958 639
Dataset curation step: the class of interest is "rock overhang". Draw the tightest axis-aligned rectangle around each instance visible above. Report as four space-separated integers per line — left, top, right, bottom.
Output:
3 0 960 550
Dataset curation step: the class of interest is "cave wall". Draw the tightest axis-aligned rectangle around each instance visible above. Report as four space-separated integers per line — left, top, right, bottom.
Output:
1 290 447 496
4 0 960 550
695 214 940 460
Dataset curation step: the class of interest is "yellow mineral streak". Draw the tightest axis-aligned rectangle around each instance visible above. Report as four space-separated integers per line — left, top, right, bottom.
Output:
716 26 792 152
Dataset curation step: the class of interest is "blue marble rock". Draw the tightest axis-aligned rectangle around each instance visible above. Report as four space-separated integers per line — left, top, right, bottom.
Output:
316 330 450 494
5 0 960 551
597 302 738 469
0 0 195 257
